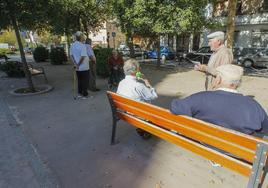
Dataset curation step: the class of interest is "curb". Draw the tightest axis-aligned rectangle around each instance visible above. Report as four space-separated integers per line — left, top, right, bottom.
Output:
9 84 54 96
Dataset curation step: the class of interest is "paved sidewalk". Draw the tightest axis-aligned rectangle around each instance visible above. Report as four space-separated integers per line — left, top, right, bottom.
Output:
3 57 268 187
0 98 59 188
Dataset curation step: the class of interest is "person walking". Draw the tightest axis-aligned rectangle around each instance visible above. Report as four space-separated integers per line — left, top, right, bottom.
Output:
195 31 233 90
70 31 90 99
85 38 100 92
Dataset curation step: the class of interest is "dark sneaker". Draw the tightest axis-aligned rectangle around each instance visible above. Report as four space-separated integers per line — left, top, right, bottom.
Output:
91 88 100 92
136 128 152 140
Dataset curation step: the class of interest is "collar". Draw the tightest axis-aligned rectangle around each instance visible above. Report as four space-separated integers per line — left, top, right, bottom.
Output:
75 41 83 45
213 45 224 52
216 87 239 93
125 75 136 80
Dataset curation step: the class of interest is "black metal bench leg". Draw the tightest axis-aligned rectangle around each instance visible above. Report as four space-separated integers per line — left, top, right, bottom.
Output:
43 72 48 83
111 119 117 145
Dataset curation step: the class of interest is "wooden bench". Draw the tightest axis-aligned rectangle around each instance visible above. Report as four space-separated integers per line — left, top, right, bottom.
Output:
27 63 48 83
107 91 268 188
11 61 48 83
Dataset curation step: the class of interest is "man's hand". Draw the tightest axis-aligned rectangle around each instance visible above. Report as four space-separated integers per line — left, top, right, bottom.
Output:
142 79 152 88
194 64 207 72
74 64 79 71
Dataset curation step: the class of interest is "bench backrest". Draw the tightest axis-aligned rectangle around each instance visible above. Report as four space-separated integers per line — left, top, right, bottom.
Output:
107 91 268 180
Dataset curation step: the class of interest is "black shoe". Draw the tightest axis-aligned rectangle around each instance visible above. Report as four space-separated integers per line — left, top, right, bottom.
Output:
90 88 100 92
136 128 152 140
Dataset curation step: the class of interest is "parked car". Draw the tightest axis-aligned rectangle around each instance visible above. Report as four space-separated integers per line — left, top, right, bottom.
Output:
119 44 143 57
144 46 176 60
183 46 212 64
24 47 33 54
237 48 268 68
183 46 244 65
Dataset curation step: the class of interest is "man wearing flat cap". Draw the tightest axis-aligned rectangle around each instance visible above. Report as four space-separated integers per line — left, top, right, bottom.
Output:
170 64 268 135
195 31 233 90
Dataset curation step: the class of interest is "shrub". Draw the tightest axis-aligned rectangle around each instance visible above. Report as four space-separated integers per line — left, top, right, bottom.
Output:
50 47 67 65
33 46 48 62
0 61 25 77
94 48 113 77
0 48 12 55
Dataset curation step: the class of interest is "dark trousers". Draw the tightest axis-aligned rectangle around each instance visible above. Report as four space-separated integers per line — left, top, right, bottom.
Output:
89 61 97 90
108 69 124 85
76 70 89 96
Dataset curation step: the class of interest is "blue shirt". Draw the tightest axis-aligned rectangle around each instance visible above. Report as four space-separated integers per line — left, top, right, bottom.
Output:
85 44 95 58
170 90 268 134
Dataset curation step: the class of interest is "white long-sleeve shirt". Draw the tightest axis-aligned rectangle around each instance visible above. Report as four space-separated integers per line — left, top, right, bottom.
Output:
117 75 158 102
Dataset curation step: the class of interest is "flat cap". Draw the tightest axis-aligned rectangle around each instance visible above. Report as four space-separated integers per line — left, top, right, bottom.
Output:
216 64 243 83
207 31 225 41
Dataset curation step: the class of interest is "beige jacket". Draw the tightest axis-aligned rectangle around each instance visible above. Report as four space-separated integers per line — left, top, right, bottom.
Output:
205 45 233 90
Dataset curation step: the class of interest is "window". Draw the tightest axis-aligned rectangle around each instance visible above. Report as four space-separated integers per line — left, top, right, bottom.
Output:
262 0 268 12
197 47 210 53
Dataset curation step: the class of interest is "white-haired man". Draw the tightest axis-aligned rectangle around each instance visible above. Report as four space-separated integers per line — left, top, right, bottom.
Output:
170 64 268 134
70 31 90 98
195 31 233 90
117 59 158 138
117 59 157 101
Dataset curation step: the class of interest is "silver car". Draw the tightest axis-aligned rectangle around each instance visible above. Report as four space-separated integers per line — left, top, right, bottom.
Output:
119 44 143 57
238 48 268 68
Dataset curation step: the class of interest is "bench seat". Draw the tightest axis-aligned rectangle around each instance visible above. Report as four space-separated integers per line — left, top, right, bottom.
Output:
107 91 268 188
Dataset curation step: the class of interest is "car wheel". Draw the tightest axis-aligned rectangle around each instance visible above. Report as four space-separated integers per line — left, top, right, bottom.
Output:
243 60 253 68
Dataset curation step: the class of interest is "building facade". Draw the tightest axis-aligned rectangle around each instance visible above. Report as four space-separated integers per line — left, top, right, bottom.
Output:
166 0 268 53
88 21 125 48
205 0 268 48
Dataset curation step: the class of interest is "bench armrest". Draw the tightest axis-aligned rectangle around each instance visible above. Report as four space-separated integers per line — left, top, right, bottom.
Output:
28 63 45 72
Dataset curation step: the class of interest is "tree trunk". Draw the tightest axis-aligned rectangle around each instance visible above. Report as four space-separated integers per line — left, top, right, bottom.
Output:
126 30 134 58
156 36 161 67
226 0 237 48
11 14 35 92
66 33 71 57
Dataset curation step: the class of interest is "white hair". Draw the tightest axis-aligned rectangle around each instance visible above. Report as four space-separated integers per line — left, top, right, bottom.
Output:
74 31 85 41
123 59 140 75
216 64 244 87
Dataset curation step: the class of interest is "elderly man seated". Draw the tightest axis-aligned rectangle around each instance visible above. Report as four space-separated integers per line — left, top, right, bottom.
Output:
170 64 268 135
117 58 157 101
117 58 158 138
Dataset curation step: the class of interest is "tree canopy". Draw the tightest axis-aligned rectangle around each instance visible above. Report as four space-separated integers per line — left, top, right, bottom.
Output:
113 0 213 61
0 0 48 31
47 0 112 36
114 0 212 38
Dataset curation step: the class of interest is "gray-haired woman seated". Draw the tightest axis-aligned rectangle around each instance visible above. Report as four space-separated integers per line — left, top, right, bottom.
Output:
117 58 158 139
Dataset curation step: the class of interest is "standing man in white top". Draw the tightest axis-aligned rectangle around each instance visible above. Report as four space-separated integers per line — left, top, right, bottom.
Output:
117 59 158 139
70 31 90 98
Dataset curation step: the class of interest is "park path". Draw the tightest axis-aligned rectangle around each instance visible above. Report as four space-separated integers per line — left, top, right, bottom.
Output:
2 59 267 187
